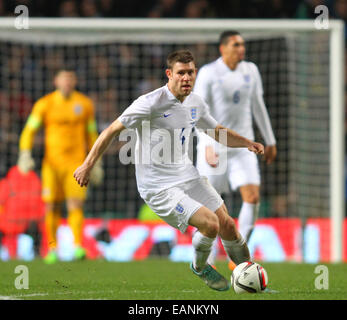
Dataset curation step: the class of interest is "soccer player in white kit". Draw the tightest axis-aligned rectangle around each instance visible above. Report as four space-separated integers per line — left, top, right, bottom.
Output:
73 50 264 291
194 31 277 267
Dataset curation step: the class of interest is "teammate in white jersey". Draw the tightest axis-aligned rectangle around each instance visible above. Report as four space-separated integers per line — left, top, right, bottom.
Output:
194 31 277 267
73 50 264 291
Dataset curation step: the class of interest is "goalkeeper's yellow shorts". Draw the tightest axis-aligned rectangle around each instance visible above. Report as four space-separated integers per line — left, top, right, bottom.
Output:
41 161 87 203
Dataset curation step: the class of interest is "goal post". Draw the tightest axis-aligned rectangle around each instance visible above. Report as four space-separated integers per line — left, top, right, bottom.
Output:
0 18 344 262
329 21 345 263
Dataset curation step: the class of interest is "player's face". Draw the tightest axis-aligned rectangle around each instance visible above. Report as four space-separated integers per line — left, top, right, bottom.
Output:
166 61 197 101
54 71 77 97
220 35 245 65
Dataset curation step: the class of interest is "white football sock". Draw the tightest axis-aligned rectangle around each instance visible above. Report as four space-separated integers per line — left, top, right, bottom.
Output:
238 202 259 242
192 231 215 271
206 238 218 266
221 237 251 265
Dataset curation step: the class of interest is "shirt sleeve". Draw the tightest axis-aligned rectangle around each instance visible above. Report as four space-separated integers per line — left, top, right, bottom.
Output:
196 98 218 130
19 97 46 151
251 64 276 146
194 66 212 105
118 96 151 129
27 97 46 129
252 63 264 96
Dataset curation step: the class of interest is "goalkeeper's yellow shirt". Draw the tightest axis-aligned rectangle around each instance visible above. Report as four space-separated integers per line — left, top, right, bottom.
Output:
19 90 98 168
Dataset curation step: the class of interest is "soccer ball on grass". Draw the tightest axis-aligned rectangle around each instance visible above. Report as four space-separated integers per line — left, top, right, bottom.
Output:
231 261 268 294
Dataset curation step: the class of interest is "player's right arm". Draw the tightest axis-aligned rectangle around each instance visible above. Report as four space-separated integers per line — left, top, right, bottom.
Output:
250 63 277 164
73 118 125 187
17 99 45 173
74 95 151 187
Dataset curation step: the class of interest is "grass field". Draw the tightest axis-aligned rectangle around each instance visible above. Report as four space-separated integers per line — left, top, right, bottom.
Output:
0 259 346 300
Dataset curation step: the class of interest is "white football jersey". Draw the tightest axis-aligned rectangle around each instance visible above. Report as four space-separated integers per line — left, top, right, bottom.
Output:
119 84 218 200
194 57 276 154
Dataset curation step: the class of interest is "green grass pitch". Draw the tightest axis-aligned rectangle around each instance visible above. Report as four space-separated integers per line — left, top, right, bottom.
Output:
0 259 346 300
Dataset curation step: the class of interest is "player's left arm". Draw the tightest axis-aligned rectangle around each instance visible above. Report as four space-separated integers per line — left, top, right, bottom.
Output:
212 124 264 155
251 63 277 164
197 98 264 155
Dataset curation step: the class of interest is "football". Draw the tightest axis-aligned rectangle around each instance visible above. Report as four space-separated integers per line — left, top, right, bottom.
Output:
231 261 268 293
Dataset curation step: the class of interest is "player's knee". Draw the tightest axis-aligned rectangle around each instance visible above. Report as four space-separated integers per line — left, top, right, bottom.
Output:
218 216 239 241
67 198 84 211
45 202 60 213
45 203 53 213
244 194 260 204
201 214 219 238
224 216 237 234
215 202 230 214
208 218 220 238
240 185 260 204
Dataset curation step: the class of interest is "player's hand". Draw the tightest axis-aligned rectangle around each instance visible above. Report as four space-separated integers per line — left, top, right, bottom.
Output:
264 145 277 164
248 142 264 155
17 150 35 174
205 145 219 168
73 163 92 187
89 160 104 186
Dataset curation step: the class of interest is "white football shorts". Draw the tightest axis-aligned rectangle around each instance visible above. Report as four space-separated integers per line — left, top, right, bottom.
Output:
196 147 261 194
144 177 224 233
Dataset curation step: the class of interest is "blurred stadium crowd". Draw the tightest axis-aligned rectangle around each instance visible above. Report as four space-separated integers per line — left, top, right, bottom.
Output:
0 0 345 20
0 0 346 220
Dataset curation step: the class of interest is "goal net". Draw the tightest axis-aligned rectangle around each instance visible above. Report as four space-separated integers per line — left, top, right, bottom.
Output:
0 19 344 262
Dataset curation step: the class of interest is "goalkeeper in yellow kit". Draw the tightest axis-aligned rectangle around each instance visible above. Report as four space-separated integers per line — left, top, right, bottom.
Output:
18 70 104 264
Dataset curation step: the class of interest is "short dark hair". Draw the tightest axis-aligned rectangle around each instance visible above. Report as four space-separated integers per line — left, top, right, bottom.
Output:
54 69 76 77
166 50 195 69
219 30 241 46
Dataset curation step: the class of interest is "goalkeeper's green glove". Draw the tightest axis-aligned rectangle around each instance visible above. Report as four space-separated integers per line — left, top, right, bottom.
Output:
17 150 35 174
89 160 104 186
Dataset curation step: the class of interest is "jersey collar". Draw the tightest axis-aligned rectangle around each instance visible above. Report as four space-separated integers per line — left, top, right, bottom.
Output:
164 84 192 104
164 84 178 101
55 90 76 100
218 57 242 72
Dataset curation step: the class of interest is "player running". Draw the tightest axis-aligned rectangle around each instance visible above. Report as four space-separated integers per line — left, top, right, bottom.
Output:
73 50 264 291
194 31 277 267
18 69 104 264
